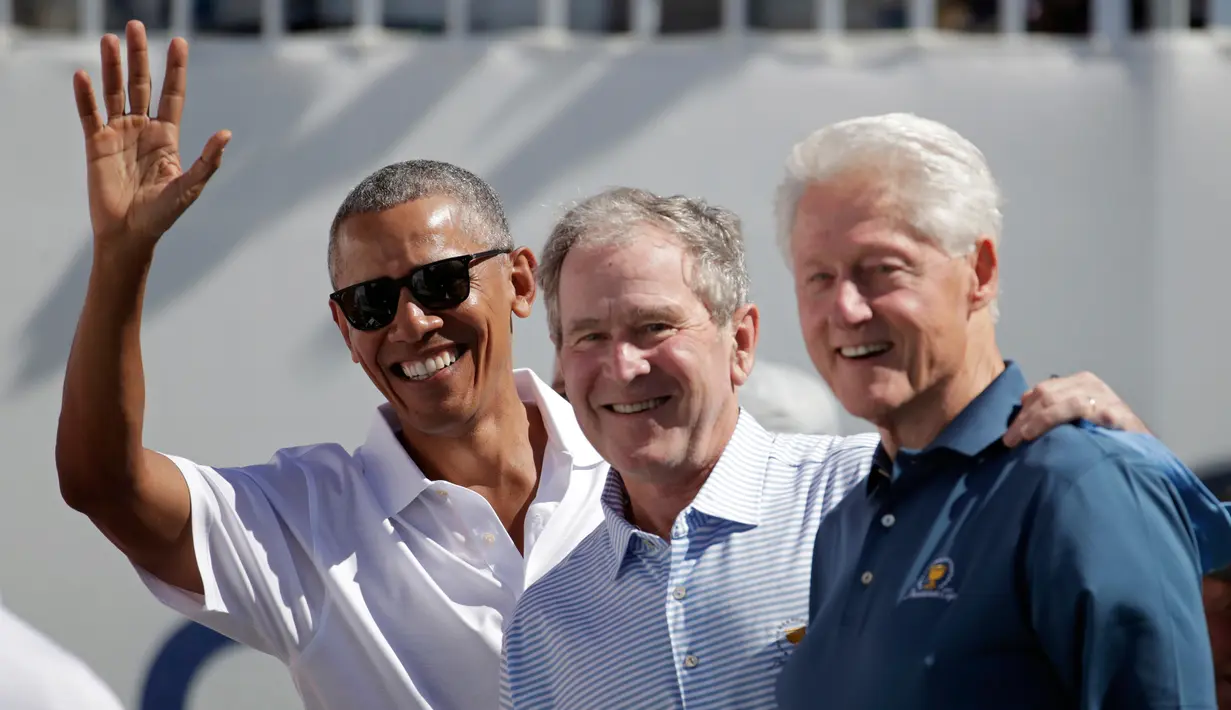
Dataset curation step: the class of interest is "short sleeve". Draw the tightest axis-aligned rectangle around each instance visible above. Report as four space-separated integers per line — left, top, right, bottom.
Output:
133 453 321 661
1025 455 1217 709
1084 427 1231 572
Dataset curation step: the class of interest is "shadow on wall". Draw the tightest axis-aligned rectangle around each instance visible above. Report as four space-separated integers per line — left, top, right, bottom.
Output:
13 43 748 392
10 46 488 395
296 45 749 376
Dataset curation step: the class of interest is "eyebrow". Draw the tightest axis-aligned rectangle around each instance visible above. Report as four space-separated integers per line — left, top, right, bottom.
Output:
563 305 685 336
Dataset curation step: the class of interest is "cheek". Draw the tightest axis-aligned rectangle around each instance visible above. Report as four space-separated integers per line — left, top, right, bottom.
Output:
878 291 956 347
560 353 597 404
357 335 388 375
795 301 830 344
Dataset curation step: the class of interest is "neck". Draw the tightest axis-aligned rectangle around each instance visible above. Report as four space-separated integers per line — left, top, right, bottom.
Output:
399 373 547 549
878 341 1004 459
619 402 741 540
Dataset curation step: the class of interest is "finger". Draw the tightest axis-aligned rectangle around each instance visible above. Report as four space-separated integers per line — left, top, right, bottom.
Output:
1089 407 1118 429
1003 416 1033 447
1005 408 1058 445
172 130 231 206
1017 386 1042 409
157 37 189 126
126 21 151 116
1088 401 1139 432
1006 392 1082 446
73 70 104 136
100 34 125 121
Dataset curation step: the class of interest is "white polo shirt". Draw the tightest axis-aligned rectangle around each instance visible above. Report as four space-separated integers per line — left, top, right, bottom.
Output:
136 369 608 710
0 601 125 710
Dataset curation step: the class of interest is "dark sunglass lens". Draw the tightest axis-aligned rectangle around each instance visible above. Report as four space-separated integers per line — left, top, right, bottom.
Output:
412 259 471 309
345 281 400 330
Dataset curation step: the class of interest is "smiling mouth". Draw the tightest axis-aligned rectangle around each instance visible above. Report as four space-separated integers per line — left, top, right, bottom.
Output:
838 343 892 360
390 345 467 382
604 397 670 415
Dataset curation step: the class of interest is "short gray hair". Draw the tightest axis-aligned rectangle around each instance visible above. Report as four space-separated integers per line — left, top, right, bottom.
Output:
775 113 1003 318
328 160 513 288
538 187 750 345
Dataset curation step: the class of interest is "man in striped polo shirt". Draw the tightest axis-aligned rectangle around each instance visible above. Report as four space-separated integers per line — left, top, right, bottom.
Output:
497 186 1223 709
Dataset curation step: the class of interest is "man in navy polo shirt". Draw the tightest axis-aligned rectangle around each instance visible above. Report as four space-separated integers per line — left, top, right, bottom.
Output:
774 113 1224 709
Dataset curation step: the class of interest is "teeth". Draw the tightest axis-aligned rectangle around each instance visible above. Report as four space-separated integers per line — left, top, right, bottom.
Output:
400 348 459 381
840 343 891 359
610 397 668 414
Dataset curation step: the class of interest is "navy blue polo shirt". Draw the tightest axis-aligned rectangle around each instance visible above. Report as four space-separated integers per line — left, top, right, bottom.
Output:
776 362 1217 710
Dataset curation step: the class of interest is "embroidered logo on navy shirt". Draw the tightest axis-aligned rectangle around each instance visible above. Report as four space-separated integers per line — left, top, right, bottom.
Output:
907 556 958 601
772 618 809 666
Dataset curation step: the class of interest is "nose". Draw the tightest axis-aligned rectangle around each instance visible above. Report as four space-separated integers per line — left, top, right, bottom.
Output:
607 341 651 383
833 279 873 327
386 289 444 343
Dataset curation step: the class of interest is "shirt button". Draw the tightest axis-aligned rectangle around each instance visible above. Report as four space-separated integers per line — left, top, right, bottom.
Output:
683 654 699 669
881 514 896 528
672 586 687 600
481 533 496 544
860 571 874 586
434 489 448 498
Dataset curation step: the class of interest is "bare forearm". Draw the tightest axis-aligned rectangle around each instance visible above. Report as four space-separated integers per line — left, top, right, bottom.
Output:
59 22 215 592
57 245 155 507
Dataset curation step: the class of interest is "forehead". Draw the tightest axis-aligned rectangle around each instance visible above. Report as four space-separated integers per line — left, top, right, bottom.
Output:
335 195 483 284
558 227 705 323
790 179 924 263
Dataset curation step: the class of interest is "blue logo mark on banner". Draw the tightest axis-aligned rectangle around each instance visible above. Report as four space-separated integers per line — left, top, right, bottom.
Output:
140 621 237 710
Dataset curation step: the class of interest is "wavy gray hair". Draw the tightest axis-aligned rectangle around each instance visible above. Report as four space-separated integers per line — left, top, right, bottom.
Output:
538 187 751 345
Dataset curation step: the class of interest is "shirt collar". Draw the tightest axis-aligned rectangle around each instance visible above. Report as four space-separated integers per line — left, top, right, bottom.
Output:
359 368 603 519
689 410 773 526
865 360 1028 496
598 472 641 582
599 409 774 581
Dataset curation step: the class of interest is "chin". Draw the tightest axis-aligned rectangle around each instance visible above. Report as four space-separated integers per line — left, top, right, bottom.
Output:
609 445 684 482
833 389 898 423
397 398 479 437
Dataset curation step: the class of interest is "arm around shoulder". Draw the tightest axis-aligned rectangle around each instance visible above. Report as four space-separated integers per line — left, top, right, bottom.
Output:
1024 454 1217 709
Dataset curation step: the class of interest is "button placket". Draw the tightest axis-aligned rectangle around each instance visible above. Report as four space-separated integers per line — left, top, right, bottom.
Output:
663 521 704 700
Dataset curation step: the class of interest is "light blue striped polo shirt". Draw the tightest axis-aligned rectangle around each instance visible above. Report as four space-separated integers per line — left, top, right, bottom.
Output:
500 411 878 710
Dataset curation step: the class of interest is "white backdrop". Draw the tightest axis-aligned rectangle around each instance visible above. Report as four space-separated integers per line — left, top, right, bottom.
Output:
0 33 1228 708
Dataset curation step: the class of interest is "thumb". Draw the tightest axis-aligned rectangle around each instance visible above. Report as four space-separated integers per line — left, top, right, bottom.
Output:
172 129 231 209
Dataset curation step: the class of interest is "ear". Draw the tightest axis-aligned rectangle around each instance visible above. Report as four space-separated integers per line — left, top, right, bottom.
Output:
329 299 361 364
509 246 538 320
968 236 999 314
729 303 760 387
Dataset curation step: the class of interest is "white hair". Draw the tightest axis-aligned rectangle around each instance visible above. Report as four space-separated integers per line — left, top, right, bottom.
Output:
775 112 1003 318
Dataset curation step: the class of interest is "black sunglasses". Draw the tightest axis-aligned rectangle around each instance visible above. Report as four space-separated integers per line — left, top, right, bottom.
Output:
330 248 509 331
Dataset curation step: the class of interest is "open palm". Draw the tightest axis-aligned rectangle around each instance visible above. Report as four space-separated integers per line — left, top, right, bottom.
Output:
74 21 229 250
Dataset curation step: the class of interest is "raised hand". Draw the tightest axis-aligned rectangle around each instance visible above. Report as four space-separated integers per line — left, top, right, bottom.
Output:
73 20 230 255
